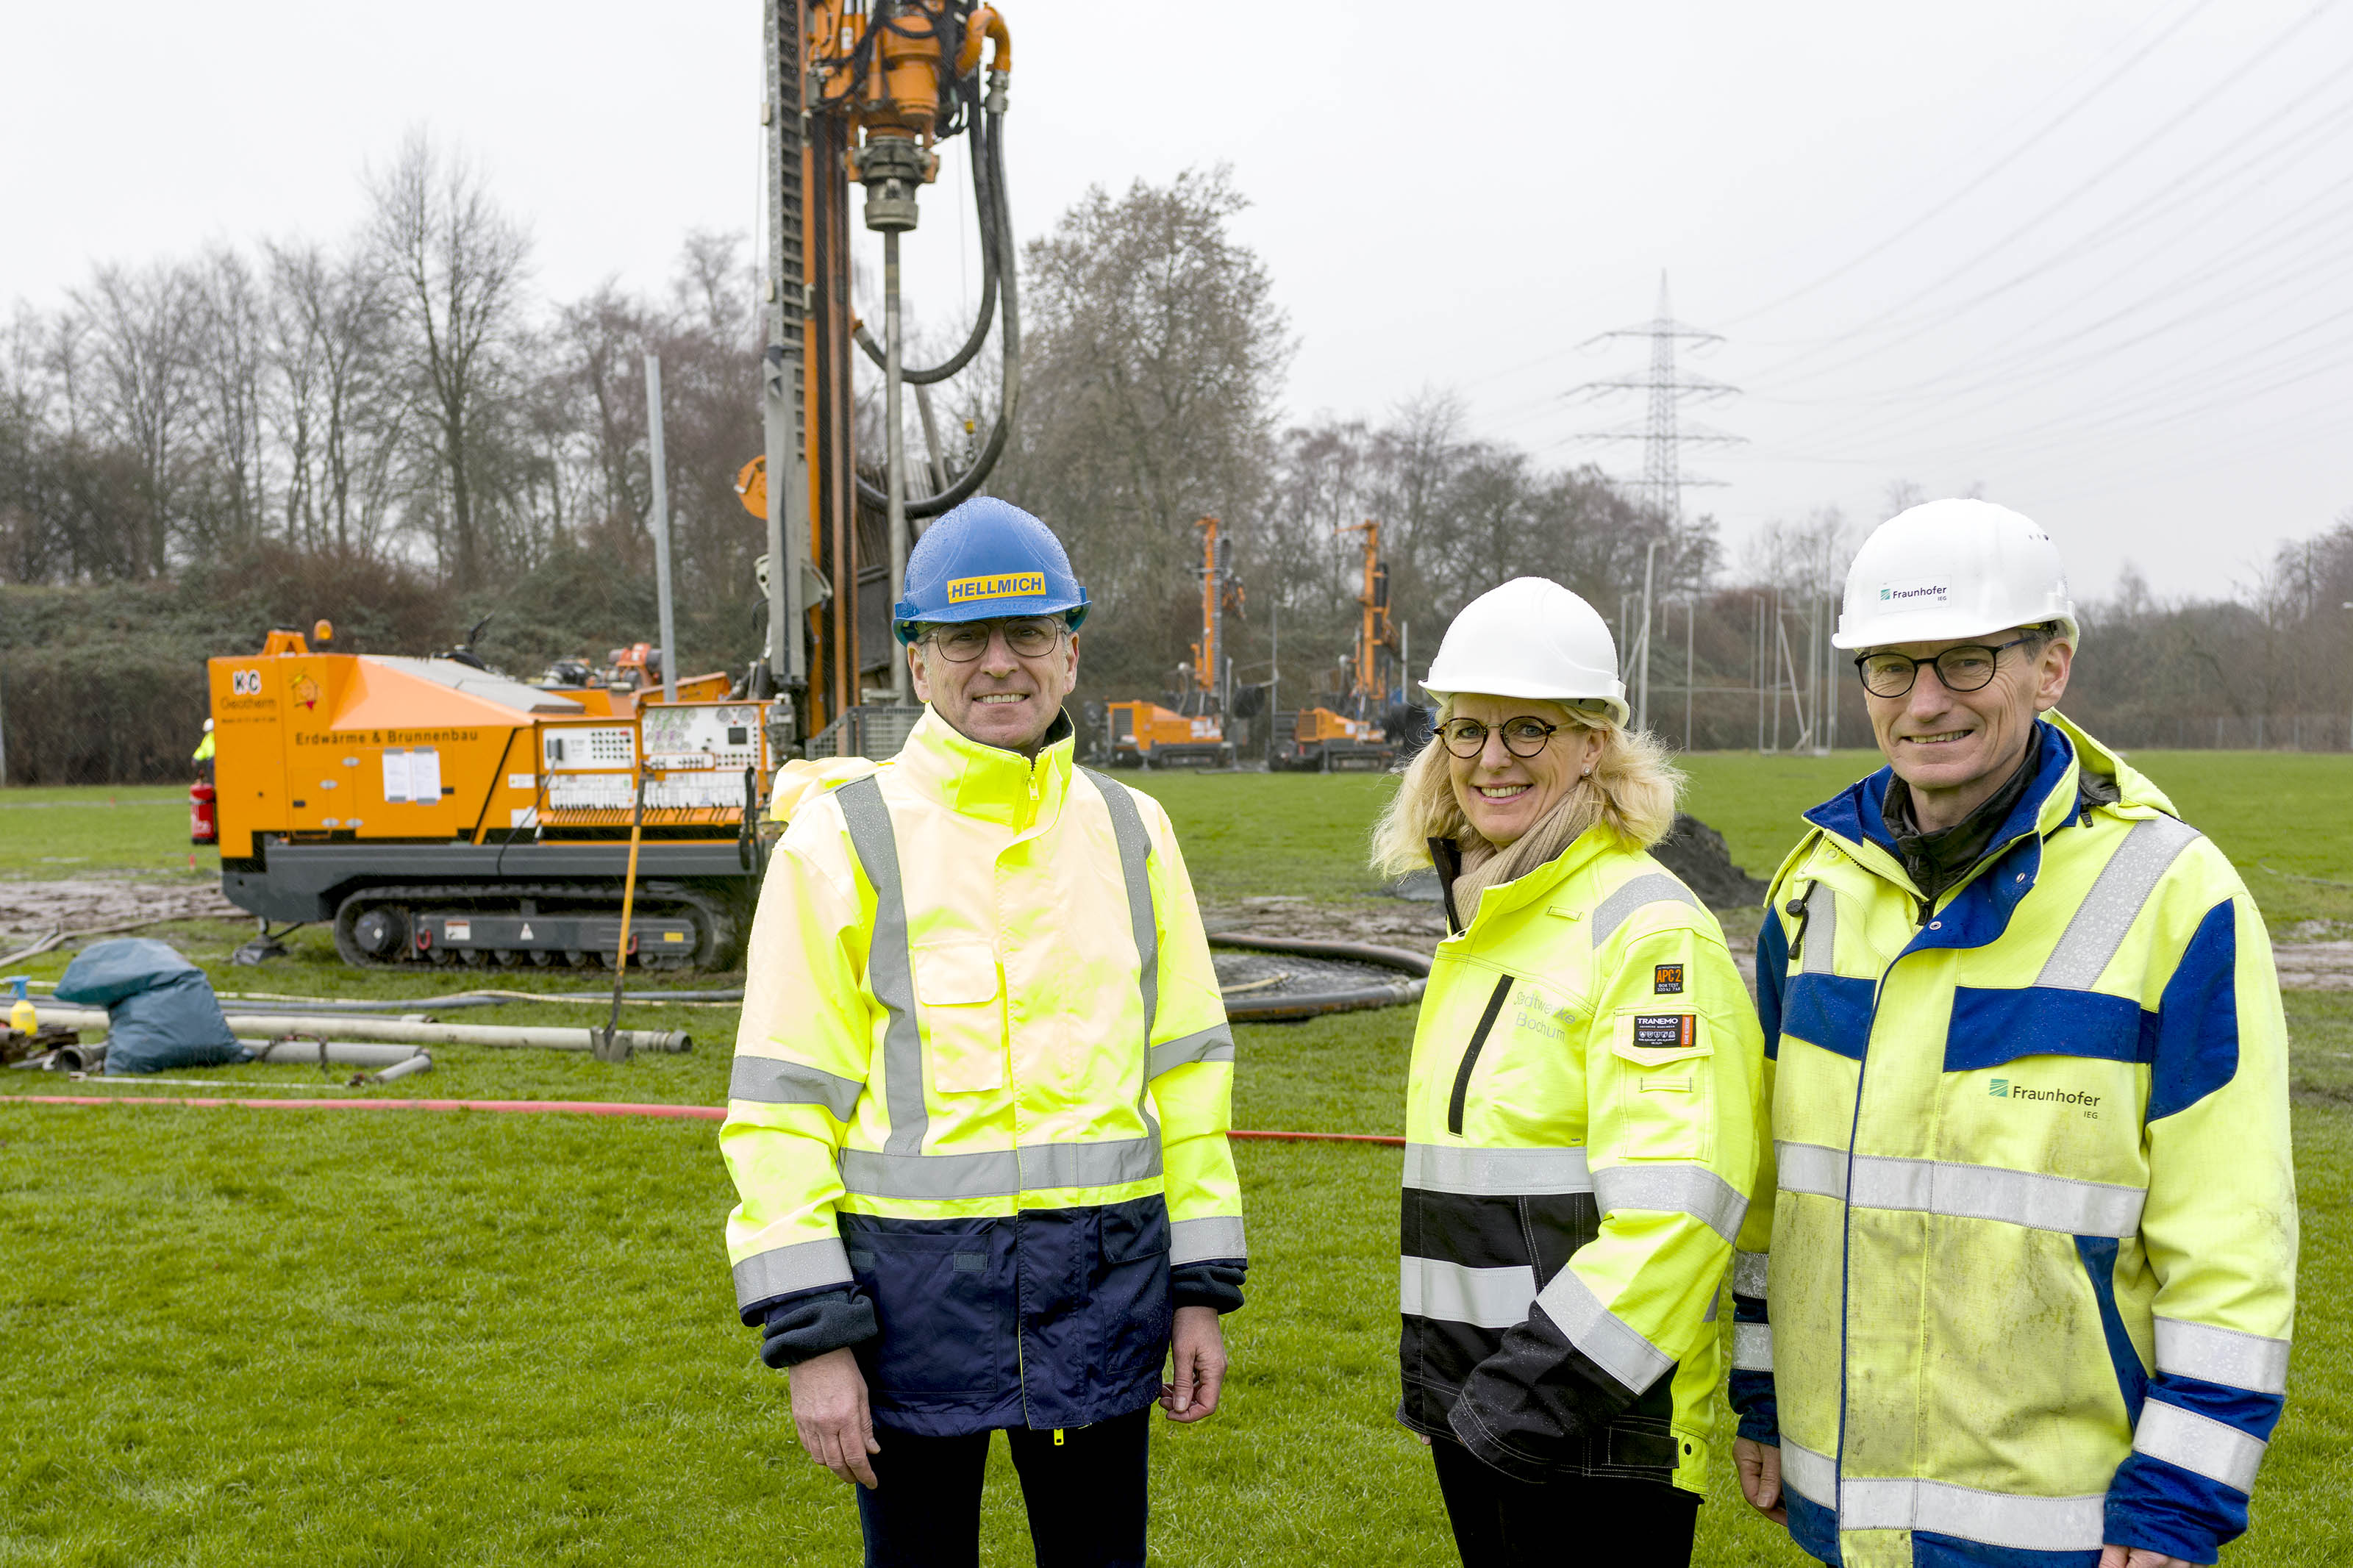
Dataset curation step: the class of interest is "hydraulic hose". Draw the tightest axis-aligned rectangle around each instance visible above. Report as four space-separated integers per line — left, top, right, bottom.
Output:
855 105 999 386
857 101 1020 520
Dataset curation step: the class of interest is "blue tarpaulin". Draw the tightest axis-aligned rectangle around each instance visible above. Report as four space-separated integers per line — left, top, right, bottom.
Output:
54 938 246 1075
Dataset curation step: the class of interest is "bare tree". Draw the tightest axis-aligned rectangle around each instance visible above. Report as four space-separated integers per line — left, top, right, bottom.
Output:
70 261 199 576
366 131 531 585
1005 165 1292 692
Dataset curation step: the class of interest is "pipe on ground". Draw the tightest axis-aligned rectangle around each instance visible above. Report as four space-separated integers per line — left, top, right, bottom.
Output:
38 1007 690 1055
1207 931 1431 1022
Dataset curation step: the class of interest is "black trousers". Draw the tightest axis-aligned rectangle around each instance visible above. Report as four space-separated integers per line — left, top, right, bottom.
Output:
1430 1436 1699 1568
854 1406 1151 1568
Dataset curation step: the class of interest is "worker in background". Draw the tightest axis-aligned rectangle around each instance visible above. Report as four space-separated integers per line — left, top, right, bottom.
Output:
1731 501 2296 1568
1371 577 1768 1568
720 497 1245 1568
193 717 215 783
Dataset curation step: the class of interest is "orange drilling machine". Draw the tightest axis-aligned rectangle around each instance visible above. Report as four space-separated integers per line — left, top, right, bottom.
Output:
205 2 1026 970
1272 520 1399 771
1105 517 1242 768
740 0 1021 753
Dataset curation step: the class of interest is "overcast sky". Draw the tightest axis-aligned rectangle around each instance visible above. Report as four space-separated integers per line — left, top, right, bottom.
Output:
8 0 2350 601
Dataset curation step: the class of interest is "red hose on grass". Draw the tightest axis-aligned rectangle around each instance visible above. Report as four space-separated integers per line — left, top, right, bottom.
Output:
4 1095 1404 1145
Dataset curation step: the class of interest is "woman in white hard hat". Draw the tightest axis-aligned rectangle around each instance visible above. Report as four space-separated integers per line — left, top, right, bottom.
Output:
1372 576 1768 1568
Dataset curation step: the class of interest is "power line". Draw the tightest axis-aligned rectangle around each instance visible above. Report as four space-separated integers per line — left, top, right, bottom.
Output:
1746 0 2347 387
1721 0 2222 328
1750 60 2353 403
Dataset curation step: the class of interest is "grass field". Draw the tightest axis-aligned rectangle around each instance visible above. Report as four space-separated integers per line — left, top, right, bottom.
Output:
1 751 2347 1564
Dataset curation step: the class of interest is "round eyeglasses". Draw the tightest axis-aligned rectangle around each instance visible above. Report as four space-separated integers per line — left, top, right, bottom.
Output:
925 617 1066 662
1854 636 2029 698
1438 716 1560 759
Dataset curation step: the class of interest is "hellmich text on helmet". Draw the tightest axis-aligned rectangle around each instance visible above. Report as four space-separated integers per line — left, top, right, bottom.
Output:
947 571 1048 603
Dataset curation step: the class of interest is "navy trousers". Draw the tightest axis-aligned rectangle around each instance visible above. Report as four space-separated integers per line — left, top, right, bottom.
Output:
855 1406 1151 1568
1431 1436 1699 1567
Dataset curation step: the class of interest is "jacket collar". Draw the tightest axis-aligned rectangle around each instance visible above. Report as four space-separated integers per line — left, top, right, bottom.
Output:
1434 823 1621 940
891 706 1076 831
1800 717 2082 953
1804 715 2081 857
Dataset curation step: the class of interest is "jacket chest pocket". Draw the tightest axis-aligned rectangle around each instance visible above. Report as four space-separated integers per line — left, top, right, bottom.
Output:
1601 1007 1712 1160
914 939 1006 1093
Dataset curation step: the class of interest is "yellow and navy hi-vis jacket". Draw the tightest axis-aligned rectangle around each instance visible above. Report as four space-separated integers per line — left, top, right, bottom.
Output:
720 708 1244 1436
1732 714 2297 1568
1399 826 1768 1496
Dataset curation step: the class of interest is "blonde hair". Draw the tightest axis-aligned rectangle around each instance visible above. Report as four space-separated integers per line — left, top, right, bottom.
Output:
1369 698 1682 923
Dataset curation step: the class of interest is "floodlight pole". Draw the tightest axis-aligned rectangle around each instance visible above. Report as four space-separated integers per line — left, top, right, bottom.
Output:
645 354 678 705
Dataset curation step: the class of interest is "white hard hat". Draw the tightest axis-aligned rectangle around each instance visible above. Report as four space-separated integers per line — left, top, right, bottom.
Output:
1423 577 1629 726
203 717 215 731
1832 499 2079 651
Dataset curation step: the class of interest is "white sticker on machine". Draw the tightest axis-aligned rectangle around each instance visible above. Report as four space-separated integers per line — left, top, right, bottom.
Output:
446 919 472 942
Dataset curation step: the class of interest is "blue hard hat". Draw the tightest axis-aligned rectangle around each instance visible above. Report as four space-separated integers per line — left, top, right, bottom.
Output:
893 497 1090 644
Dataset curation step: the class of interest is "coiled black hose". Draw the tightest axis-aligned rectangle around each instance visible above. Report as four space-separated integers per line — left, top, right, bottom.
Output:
856 100 1021 520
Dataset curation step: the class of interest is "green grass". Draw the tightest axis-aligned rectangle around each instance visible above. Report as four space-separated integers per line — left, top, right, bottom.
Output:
1 763 2345 1563
1121 771 1403 905
0 785 215 880
1676 749 2353 928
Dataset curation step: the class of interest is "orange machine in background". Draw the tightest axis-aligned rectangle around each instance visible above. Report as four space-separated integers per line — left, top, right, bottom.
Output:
209 622 775 971
1103 518 1240 768
1273 520 1399 771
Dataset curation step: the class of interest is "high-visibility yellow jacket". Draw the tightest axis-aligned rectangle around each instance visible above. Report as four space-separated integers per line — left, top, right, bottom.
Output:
1734 715 2296 1568
721 709 1243 1436
1399 826 1769 1495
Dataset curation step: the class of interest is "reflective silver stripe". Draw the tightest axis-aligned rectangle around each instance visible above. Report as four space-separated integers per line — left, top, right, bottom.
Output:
2036 814 2202 989
1149 1023 1234 1080
2154 1317 2291 1395
2135 1400 2266 1493
1778 1439 1836 1508
1773 1140 1850 1200
1082 767 1159 1045
1838 1477 2105 1551
1703 1289 1719 1323
840 1145 1015 1199
1732 1322 1772 1372
1732 1249 1770 1299
1593 1161 1748 1244
1592 870 1702 946
1849 1154 2144 1237
1532 1263 1673 1395
1800 879 1838 975
836 776 926 1158
729 1054 864 1121
1403 1143 1593 1197
1171 1214 1246 1265
1770 1142 2145 1236
731 1235 854 1310
838 1135 1162 1200
1019 1134 1162 1192
1401 1256 1536 1329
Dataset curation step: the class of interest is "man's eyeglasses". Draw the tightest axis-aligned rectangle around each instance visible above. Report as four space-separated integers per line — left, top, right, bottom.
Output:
1854 637 2029 699
924 617 1066 662
1438 717 1560 759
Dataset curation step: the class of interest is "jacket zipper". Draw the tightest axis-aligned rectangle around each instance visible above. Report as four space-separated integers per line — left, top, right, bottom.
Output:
1446 975 1515 1136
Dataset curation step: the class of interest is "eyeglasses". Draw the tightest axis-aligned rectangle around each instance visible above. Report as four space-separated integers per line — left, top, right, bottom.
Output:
1854 637 2030 698
1438 716 1560 759
924 617 1065 662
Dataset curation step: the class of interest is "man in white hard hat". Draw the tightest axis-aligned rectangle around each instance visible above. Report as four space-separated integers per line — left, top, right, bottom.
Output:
1729 501 2295 1568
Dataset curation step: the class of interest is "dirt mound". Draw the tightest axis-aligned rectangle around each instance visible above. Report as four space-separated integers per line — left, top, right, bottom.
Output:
1649 815 1769 912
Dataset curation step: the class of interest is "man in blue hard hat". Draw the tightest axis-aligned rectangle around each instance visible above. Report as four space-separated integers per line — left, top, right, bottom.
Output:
721 497 1248 1568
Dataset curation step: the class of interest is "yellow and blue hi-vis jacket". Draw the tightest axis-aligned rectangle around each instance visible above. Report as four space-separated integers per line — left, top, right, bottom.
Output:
1732 714 2296 1568
1399 826 1769 1495
720 708 1243 1435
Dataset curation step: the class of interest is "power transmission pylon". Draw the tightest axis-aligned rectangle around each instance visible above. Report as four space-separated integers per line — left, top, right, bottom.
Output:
1565 273 1743 523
